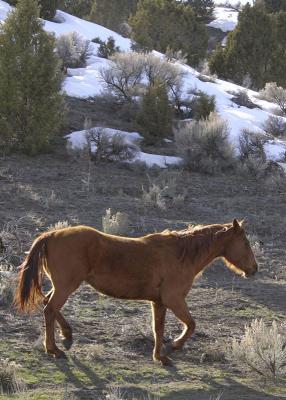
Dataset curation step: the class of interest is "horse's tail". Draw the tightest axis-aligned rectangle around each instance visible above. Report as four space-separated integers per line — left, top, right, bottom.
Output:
14 232 51 313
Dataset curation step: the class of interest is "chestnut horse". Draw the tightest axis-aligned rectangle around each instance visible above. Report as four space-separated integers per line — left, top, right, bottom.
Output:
14 219 258 365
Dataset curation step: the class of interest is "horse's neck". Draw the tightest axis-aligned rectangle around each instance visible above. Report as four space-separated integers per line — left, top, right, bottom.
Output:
190 226 226 276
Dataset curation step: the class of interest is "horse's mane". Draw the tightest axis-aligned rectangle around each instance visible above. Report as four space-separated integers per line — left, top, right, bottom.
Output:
158 223 232 264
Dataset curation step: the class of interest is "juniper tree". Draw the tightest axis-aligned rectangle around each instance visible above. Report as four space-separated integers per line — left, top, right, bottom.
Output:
258 0 286 13
58 0 93 18
184 0 214 20
39 0 57 20
6 0 58 20
137 81 173 144
0 0 63 155
89 0 138 33
209 2 279 89
129 0 208 66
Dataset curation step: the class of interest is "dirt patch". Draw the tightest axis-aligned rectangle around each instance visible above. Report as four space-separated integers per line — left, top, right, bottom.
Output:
0 148 285 399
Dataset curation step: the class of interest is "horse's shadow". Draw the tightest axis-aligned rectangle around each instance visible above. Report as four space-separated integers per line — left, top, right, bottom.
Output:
53 342 180 399
161 375 282 400
54 355 106 394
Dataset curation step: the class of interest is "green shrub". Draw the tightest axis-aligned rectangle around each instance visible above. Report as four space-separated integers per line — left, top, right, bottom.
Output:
136 81 173 144
39 0 57 20
0 0 63 155
93 36 119 59
129 0 208 66
191 91 216 120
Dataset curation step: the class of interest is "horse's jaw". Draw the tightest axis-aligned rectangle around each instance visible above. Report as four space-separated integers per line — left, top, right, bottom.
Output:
222 257 248 278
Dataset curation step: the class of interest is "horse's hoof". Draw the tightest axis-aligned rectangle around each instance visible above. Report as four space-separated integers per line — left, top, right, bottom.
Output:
62 337 73 350
54 349 67 359
163 343 174 355
163 342 182 355
153 355 173 366
160 356 173 366
47 348 66 359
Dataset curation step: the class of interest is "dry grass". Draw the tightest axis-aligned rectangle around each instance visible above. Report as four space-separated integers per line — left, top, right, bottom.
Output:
0 268 15 307
106 385 161 400
0 358 25 394
0 216 34 267
48 220 71 231
142 183 167 210
102 208 130 236
1 152 286 399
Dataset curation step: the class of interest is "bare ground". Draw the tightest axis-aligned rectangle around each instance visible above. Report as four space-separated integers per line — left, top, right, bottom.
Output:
0 148 285 399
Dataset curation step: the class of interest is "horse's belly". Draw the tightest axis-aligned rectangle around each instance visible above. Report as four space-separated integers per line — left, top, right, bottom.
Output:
86 273 160 301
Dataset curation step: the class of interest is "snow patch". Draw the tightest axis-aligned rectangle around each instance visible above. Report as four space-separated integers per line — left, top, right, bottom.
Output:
213 0 254 5
264 141 286 162
66 127 181 168
208 7 238 32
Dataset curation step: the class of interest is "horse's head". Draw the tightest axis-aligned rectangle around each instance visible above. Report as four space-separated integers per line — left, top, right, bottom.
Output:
219 219 258 278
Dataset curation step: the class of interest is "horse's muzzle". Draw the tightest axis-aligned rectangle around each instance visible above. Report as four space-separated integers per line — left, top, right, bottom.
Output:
246 263 258 278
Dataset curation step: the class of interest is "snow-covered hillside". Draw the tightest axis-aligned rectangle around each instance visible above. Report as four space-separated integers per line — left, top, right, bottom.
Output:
208 7 238 32
0 0 285 167
213 0 253 5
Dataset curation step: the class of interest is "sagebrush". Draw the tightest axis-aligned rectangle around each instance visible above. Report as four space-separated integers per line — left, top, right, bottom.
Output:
175 113 235 174
228 319 286 379
0 358 25 394
56 32 91 71
86 128 139 163
102 209 130 236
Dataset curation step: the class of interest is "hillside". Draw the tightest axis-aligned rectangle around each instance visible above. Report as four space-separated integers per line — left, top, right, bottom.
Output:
0 1 286 399
0 0 285 167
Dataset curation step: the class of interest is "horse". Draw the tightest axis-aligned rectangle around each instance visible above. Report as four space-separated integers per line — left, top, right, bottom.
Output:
14 219 258 365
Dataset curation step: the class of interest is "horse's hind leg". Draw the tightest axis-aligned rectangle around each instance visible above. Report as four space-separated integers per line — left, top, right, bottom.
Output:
151 302 170 365
44 287 75 358
43 291 73 350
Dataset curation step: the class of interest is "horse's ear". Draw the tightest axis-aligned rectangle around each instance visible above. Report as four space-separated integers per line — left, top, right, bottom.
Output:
233 218 242 232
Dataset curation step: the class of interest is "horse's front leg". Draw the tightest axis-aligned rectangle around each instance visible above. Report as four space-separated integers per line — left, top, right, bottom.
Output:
165 298 196 352
151 301 171 365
